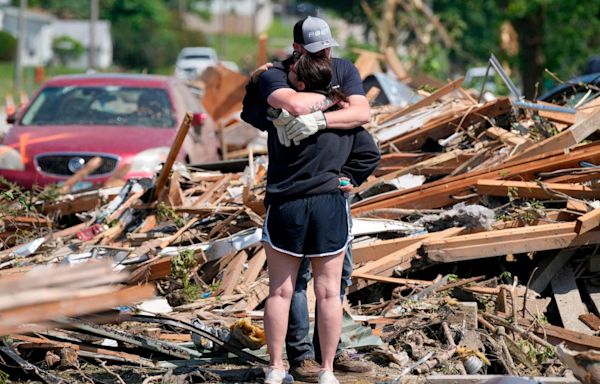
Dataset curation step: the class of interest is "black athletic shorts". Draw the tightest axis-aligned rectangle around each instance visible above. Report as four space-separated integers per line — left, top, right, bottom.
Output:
262 192 351 257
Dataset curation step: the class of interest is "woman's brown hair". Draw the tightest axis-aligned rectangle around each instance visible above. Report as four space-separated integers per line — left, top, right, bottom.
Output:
294 53 348 103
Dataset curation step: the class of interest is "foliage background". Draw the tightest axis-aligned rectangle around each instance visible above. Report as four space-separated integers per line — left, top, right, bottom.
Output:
5 0 600 97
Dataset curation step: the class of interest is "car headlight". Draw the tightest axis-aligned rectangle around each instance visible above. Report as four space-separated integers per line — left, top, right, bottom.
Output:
0 146 24 171
130 147 170 174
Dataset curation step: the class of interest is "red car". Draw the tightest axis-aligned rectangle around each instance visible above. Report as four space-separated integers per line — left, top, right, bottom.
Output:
0 74 220 189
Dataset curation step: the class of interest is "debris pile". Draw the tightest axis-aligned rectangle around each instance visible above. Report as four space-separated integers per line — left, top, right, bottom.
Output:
2 53 600 383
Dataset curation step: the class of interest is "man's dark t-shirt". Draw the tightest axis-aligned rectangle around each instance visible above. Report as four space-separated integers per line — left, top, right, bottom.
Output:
256 58 380 206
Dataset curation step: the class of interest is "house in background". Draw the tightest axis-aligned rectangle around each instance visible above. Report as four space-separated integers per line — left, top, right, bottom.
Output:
0 6 112 69
53 20 112 69
187 0 273 36
0 6 54 66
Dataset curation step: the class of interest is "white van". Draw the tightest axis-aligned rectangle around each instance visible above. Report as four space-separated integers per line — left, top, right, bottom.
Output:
175 47 218 81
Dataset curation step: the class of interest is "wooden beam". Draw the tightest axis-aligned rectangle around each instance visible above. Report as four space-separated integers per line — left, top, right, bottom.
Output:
512 108 600 161
425 226 600 262
351 227 463 291
0 285 154 335
537 101 576 125
476 179 600 200
378 77 464 125
352 235 426 265
494 312 600 351
217 251 248 296
256 33 268 67
575 207 600 234
386 97 512 151
425 222 575 251
352 141 600 213
240 249 266 288
384 46 409 80
351 272 432 286
153 112 192 201
484 126 533 149
353 50 382 80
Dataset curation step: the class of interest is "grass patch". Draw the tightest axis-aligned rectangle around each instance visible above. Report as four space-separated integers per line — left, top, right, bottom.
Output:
0 61 86 102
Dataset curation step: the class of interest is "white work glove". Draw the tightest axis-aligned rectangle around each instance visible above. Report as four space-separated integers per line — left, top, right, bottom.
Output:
283 110 327 145
269 108 295 147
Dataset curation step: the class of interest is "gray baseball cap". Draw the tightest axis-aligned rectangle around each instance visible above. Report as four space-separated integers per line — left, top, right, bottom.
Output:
293 16 339 53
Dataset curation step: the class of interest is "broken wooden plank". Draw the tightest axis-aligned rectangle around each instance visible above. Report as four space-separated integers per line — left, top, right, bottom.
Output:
351 227 463 292
537 100 577 125
352 141 600 212
426 229 600 262
424 222 600 262
191 174 233 207
484 126 533 150
351 272 432 286
567 199 590 213
0 285 154 335
378 77 464 125
579 313 600 331
216 250 247 296
353 50 382 79
476 179 599 200
387 97 512 151
575 207 600 234
352 235 426 265
240 248 266 288
384 46 409 80
512 108 600 160
153 112 192 201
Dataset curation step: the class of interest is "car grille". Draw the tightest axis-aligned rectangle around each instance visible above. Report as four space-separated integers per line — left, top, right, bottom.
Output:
36 154 119 176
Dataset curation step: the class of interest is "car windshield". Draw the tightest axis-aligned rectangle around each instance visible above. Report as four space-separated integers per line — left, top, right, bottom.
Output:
20 86 176 128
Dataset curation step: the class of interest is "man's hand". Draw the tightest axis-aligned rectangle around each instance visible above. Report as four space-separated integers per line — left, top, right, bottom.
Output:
283 111 327 145
250 62 273 83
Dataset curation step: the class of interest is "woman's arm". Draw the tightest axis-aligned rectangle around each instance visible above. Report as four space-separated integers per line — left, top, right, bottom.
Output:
267 88 328 115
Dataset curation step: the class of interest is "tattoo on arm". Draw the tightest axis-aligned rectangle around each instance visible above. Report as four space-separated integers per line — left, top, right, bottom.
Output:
309 97 334 113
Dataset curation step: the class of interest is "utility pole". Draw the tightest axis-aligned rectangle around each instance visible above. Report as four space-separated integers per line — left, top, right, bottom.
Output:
14 0 27 95
220 0 226 58
89 0 98 71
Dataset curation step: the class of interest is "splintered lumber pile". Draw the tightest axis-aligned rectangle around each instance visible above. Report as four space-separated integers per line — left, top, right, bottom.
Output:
3 50 600 383
0 261 154 334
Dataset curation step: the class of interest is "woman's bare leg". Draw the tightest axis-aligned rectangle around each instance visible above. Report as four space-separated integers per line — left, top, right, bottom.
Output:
311 251 345 371
264 243 303 370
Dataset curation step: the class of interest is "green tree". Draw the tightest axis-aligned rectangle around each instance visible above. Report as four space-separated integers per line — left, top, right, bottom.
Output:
435 0 600 98
106 0 178 70
0 31 17 61
313 0 600 97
